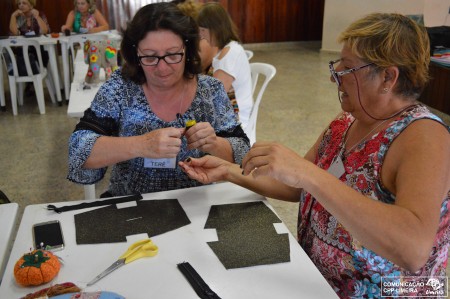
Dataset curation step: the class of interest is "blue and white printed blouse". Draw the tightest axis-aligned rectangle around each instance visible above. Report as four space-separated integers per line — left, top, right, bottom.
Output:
68 70 250 196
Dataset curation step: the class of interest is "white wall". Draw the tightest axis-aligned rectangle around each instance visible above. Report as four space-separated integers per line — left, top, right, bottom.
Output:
424 0 450 26
321 0 450 53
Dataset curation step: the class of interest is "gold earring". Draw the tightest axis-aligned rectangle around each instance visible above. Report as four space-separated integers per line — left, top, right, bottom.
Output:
382 87 389 93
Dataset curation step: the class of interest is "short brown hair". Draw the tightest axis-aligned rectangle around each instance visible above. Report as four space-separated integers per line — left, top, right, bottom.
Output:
338 13 430 99
197 2 240 49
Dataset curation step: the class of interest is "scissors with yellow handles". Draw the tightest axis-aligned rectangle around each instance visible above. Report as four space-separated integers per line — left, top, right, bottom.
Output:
87 239 158 286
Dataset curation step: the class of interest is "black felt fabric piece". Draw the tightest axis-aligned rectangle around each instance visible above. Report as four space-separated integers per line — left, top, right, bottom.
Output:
205 201 290 269
74 199 191 244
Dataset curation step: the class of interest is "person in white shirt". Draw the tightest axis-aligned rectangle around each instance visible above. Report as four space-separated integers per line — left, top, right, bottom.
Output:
197 2 253 131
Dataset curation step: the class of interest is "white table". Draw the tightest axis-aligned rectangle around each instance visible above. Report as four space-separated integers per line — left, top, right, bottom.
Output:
0 203 19 282
0 183 338 298
67 50 104 118
59 30 122 102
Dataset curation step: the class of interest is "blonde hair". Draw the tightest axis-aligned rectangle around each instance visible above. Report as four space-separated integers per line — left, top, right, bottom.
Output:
16 0 36 6
338 13 430 99
73 0 96 13
177 0 201 19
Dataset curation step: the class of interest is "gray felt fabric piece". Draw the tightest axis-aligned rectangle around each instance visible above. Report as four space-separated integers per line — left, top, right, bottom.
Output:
74 199 191 244
205 201 290 269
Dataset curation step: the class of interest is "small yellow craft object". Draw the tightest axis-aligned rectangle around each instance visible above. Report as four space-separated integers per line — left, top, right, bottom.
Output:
87 239 158 286
185 119 197 130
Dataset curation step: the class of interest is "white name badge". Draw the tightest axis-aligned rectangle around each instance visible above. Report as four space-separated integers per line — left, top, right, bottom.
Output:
144 158 177 169
328 156 345 178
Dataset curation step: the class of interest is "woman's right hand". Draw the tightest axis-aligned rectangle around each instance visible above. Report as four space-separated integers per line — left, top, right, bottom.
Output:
137 127 185 159
179 156 232 184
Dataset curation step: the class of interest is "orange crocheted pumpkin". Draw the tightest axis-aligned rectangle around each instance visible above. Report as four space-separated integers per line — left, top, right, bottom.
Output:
14 249 61 286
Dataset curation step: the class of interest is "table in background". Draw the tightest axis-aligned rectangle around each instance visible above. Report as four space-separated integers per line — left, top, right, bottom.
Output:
59 30 122 102
0 182 337 298
0 203 19 282
67 50 104 118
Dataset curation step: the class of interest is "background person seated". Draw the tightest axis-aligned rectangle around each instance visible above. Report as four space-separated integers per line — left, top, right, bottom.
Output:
61 0 109 34
9 0 50 37
197 2 253 130
9 0 50 94
174 0 219 75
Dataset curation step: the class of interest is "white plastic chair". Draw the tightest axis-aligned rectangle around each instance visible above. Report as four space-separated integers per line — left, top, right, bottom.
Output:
244 62 276 145
0 38 56 115
0 53 5 111
244 49 254 60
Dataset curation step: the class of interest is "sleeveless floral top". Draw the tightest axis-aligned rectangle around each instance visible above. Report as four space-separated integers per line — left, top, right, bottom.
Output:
298 104 450 298
73 11 97 33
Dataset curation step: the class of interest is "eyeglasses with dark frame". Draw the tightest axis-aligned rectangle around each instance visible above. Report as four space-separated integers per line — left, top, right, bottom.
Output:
138 48 185 66
329 59 374 87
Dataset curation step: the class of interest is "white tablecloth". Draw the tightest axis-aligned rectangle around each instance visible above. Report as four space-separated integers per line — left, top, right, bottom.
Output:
0 183 337 298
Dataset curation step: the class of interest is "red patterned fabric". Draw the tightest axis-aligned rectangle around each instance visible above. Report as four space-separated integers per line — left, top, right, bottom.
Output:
298 104 450 298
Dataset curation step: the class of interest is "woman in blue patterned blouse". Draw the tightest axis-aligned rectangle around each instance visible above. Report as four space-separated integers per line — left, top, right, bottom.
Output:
67 2 250 196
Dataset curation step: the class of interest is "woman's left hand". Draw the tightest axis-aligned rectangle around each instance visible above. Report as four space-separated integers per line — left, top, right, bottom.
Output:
184 122 217 153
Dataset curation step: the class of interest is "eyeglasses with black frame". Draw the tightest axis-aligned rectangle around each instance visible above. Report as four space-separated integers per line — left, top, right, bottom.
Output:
138 48 185 66
329 59 374 87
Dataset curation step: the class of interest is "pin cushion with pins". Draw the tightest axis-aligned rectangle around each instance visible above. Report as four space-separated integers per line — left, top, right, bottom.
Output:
13 247 61 286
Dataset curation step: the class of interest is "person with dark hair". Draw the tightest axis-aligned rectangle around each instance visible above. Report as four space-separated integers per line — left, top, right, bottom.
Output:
197 2 252 131
68 2 249 196
180 13 450 298
61 0 109 34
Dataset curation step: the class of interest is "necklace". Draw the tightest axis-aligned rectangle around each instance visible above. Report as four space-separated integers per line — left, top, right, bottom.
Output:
328 119 388 178
342 118 389 156
341 103 418 156
328 104 417 178
176 81 187 123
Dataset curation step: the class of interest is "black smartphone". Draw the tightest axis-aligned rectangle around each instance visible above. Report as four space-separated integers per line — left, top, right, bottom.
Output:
32 220 65 251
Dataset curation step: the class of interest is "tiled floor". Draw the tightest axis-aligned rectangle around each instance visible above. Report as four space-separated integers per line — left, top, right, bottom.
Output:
1 41 449 275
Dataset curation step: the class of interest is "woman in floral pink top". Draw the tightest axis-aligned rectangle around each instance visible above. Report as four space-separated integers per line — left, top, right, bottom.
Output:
179 13 450 298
